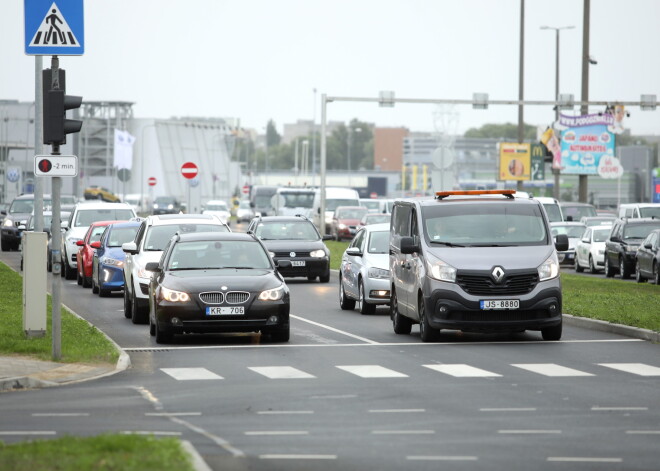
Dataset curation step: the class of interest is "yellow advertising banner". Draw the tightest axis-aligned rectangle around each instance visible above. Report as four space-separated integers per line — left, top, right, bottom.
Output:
499 143 531 181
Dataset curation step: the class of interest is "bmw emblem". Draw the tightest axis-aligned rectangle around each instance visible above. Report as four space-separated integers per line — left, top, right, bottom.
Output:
290 252 296 257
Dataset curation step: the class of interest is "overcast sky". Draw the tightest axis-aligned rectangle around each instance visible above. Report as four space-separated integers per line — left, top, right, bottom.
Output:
3 0 659 136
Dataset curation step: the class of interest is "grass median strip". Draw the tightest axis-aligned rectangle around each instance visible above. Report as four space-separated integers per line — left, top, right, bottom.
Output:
0 434 194 471
0 262 118 364
324 240 349 270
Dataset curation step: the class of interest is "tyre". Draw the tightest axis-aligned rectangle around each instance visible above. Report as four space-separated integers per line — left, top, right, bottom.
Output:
123 285 132 318
604 256 615 278
131 289 147 324
82 272 92 288
307 275 317 281
149 311 156 336
99 284 110 297
268 327 290 342
338 275 356 310
588 255 597 273
418 295 439 342
91 273 99 294
1 237 9 252
655 263 660 285
542 319 562 341
574 256 584 273
64 255 76 280
76 268 83 285
619 257 630 279
391 288 412 335
635 261 645 283
155 320 172 344
358 279 376 315
319 271 330 283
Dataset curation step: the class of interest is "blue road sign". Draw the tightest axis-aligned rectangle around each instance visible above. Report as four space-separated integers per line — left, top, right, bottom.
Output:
25 0 84 55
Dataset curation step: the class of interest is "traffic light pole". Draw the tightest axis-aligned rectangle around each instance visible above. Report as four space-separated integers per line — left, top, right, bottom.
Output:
49 55 62 361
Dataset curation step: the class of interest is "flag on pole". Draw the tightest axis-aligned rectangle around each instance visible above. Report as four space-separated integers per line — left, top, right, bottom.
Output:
113 129 136 170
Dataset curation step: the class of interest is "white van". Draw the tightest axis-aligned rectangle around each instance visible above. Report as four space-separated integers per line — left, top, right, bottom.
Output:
271 188 316 218
617 203 660 219
535 197 564 223
312 187 360 234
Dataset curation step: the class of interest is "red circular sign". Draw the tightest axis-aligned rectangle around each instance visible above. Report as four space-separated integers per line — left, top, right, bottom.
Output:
148 177 157 186
241 185 250 195
181 161 198 180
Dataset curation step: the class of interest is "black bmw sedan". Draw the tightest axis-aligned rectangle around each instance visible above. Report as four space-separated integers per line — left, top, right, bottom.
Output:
146 232 290 344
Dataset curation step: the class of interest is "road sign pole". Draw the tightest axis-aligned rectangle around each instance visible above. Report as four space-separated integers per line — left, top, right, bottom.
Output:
50 56 61 361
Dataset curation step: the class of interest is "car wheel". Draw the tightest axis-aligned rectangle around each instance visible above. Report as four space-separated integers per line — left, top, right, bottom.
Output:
635 261 644 283
418 295 439 342
123 285 132 319
307 275 317 281
338 275 356 310
1 237 9 252
654 262 660 285
319 271 330 283
99 283 110 297
76 267 83 285
588 255 597 273
155 320 172 344
47 253 52 272
391 288 412 335
268 327 290 342
358 279 376 315
64 256 76 280
149 310 156 336
574 256 584 273
542 319 563 341
92 272 99 294
82 272 92 288
604 256 615 278
619 257 630 279
131 290 147 324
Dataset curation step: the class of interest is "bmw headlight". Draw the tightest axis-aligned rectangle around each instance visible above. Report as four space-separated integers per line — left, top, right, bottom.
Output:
258 285 285 301
3 219 13 227
102 257 124 267
310 249 326 258
426 258 457 283
161 286 190 302
538 253 560 281
368 267 390 279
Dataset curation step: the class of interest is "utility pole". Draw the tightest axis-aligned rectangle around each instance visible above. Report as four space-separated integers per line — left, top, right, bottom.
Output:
517 0 525 192
579 0 591 203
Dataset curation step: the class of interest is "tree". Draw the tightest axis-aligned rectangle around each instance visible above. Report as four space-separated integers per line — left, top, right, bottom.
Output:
464 122 537 141
266 119 281 147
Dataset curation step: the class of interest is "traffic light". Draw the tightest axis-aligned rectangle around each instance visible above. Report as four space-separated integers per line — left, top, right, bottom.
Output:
42 68 82 146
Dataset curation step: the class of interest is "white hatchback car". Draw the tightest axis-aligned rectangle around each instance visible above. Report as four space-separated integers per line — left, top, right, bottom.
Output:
202 200 232 226
574 224 612 273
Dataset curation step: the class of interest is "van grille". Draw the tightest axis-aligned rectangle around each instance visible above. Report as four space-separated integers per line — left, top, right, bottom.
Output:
457 272 539 295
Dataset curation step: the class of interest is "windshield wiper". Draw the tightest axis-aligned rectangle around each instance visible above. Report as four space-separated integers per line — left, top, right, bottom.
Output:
471 244 509 247
429 241 465 247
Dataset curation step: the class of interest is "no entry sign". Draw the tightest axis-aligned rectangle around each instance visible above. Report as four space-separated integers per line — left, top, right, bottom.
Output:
148 176 157 186
181 162 198 180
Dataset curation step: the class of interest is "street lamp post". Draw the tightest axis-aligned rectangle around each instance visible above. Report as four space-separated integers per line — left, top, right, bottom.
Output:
541 24 574 200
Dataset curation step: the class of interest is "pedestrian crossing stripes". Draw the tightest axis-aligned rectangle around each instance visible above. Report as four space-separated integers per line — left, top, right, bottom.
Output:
159 363 660 381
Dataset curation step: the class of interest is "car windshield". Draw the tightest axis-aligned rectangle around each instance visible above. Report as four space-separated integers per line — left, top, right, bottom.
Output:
144 223 229 251
255 221 319 241
326 199 359 211
107 226 139 247
88 225 108 243
367 231 389 254
28 215 53 230
10 199 52 213
592 228 610 242
167 240 271 270
639 207 660 218
623 223 660 240
74 209 134 227
61 196 76 205
206 203 229 211
551 225 586 238
422 203 548 246
562 205 597 220
336 208 368 219
361 201 381 210
155 197 176 204
364 214 391 225
280 192 315 208
542 203 562 223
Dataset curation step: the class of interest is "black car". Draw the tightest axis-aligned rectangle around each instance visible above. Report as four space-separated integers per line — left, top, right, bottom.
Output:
1 194 52 251
247 215 331 282
604 218 660 279
146 232 291 344
152 196 184 215
635 229 660 284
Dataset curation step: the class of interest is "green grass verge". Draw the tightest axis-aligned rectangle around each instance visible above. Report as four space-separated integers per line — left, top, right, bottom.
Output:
561 273 660 332
324 240 350 270
0 262 119 364
0 434 193 471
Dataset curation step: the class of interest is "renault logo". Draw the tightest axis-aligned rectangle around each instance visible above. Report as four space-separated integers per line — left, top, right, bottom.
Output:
290 252 296 257
491 266 505 283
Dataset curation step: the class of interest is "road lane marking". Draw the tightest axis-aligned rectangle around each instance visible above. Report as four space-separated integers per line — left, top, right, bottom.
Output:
32 413 89 417
424 364 501 377
498 430 561 434
591 406 648 411
369 409 425 413
160 368 223 380
0 431 56 435
260 454 337 460
480 408 537 412
145 412 202 417
169 416 244 458
511 363 594 377
598 363 660 376
336 365 407 378
408 456 478 461
290 315 380 344
626 430 660 434
244 431 309 436
248 366 315 379
547 457 622 463
372 430 435 435
257 410 314 415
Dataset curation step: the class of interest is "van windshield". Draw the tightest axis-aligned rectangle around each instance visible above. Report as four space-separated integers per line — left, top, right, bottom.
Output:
327 199 359 211
422 203 548 246
542 203 562 222
640 207 660 219
281 192 315 208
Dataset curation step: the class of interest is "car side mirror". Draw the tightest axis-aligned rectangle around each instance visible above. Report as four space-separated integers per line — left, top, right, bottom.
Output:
61 221 69 230
17 224 26 231
276 259 292 269
400 236 419 254
144 262 161 273
90 241 101 249
322 235 333 241
346 247 362 257
645 242 653 249
0 210 6 216
250 202 255 208
76 240 85 246
554 234 569 252
122 241 138 254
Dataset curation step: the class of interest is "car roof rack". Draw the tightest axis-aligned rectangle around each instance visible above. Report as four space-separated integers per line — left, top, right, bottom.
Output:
435 189 516 200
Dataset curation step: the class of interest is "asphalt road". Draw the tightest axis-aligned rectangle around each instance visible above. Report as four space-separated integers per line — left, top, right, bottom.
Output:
1 235 659 470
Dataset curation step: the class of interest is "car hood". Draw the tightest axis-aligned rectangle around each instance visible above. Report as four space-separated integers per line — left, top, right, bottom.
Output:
103 246 127 261
259 239 325 252
65 227 89 240
135 251 163 266
4 212 31 222
162 269 280 292
426 245 554 271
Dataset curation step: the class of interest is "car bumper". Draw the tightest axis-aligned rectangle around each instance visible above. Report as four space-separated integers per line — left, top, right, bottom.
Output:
155 296 290 335
337 227 357 239
274 257 329 278
421 277 562 333
64 242 78 267
557 250 575 265
363 277 390 304
99 265 126 291
1 228 21 244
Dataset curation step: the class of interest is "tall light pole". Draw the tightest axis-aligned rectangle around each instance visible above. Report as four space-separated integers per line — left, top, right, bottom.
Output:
541 24 574 200
347 126 361 186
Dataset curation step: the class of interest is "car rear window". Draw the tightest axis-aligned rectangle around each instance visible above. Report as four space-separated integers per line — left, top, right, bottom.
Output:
256 221 319 241
74 209 135 227
624 223 660 240
144 223 229 251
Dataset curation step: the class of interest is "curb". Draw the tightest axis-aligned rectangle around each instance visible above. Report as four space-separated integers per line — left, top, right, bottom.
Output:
181 440 213 471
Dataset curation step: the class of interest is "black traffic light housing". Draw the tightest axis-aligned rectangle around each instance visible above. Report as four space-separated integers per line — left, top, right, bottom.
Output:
42 68 82 146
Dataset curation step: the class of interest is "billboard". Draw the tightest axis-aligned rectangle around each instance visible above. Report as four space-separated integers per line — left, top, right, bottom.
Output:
499 143 530 181
559 114 616 175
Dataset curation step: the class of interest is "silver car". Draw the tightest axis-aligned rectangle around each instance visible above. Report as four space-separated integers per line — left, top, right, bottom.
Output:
339 223 390 314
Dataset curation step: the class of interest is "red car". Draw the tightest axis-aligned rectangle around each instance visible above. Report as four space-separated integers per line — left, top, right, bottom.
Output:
331 206 369 241
76 220 122 288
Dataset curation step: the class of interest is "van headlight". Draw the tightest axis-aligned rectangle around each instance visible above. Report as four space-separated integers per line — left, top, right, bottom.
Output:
310 249 326 258
538 254 560 281
259 285 285 301
426 258 456 283
161 287 190 302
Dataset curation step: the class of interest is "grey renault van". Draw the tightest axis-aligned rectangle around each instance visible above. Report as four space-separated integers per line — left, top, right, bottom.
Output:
389 190 569 342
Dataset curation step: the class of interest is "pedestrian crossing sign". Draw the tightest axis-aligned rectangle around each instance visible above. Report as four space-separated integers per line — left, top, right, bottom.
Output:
24 0 84 55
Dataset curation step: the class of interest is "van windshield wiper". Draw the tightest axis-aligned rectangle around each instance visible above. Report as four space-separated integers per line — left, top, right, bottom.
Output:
429 241 465 247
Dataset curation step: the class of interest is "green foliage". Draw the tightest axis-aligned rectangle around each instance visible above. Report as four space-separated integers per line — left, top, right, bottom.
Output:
266 119 281 147
0 262 118 363
464 122 537 140
0 434 193 471
324 240 350 270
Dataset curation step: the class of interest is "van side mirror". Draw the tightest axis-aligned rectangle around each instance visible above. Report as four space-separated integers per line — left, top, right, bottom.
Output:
645 242 653 249
554 234 569 252
400 236 419 254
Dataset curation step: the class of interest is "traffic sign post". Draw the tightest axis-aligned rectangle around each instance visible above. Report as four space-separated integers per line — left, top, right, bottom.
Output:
148 176 157 186
34 155 78 176
181 162 199 214
25 0 85 56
